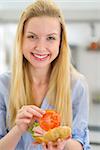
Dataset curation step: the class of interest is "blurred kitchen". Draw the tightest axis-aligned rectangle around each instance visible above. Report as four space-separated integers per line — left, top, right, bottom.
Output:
0 0 100 149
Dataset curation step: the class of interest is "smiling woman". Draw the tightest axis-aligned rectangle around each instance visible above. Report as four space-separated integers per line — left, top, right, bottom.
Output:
22 16 61 68
0 0 90 150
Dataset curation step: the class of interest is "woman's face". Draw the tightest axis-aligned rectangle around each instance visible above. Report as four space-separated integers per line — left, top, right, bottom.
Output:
22 16 61 69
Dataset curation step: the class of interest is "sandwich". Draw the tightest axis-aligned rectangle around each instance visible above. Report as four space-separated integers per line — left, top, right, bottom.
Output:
28 110 71 144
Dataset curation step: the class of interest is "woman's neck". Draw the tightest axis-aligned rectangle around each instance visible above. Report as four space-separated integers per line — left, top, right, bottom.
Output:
29 64 51 86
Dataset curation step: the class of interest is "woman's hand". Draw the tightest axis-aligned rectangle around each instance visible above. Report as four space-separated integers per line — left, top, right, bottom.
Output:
15 105 45 134
32 126 47 136
42 139 67 150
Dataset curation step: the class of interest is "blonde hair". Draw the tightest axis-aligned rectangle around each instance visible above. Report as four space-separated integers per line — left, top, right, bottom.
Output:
9 0 72 127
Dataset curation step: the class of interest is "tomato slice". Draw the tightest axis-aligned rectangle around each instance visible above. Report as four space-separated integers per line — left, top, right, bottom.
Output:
39 110 61 131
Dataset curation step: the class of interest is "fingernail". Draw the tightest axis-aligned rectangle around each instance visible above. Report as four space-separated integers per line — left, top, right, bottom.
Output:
58 138 60 141
48 141 52 145
42 110 46 114
42 143 45 146
39 114 43 117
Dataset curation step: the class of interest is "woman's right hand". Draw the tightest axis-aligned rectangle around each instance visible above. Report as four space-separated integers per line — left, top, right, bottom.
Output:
15 105 45 134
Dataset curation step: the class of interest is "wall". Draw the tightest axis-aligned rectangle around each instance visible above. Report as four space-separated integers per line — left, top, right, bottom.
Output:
67 23 100 95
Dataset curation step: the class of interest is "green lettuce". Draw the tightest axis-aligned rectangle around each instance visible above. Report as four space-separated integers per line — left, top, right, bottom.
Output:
28 121 39 137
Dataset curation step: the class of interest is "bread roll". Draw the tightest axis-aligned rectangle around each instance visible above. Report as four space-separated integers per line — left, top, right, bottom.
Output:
33 126 71 144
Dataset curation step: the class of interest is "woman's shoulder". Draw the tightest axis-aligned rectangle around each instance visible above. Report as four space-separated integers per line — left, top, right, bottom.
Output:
0 71 11 79
0 71 11 94
71 67 89 105
71 66 88 91
0 71 11 83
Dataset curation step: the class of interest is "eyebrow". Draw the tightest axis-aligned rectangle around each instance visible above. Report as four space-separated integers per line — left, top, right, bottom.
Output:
27 32 58 36
27 32 37 36
47 33 58 36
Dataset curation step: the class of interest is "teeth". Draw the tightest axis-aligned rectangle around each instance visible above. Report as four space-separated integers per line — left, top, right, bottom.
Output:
33 53 48 59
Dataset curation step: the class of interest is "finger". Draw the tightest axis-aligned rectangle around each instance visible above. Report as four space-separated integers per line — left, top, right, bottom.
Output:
48 141 53 150
29 108 43 118
30 105 45 114
33 133 43 136
17 110 33 119
32 141 39 145
57 138 62 144
57 138 62 148
32 126 46 135
19 107 43 118
16 118 31 125
23 106 45 118
42 143 47 150
22 105 45 115
57 138 67 149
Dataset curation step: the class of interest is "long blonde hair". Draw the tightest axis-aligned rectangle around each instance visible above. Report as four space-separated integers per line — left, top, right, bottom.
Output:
9 0 72 127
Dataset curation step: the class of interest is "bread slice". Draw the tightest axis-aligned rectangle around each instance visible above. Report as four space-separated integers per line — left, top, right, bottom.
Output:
33 126 71 144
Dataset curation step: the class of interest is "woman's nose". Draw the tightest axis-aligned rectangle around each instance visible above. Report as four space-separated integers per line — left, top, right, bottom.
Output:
35 39 46 52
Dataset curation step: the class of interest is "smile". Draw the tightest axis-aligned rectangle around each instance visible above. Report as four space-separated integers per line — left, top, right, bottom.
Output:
31 52 50 61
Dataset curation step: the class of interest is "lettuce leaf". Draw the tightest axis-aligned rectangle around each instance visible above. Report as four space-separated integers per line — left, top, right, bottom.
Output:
28 121 39 137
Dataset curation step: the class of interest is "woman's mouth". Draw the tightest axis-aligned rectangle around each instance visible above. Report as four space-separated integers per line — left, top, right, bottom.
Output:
31 52 50 61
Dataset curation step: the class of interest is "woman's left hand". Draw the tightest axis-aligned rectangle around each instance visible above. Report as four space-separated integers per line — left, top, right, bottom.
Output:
42 138 67 150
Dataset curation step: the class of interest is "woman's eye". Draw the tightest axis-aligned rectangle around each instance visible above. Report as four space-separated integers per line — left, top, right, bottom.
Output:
27 35 36 39
47 36 56 40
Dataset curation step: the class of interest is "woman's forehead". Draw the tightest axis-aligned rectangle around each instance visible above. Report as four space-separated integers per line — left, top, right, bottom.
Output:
24 16 61 35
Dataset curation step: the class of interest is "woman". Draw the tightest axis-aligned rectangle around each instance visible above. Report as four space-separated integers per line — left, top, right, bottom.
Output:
0 0 90 149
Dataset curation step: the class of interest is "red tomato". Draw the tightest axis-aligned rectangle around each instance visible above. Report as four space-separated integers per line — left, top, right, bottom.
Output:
39 110 61 131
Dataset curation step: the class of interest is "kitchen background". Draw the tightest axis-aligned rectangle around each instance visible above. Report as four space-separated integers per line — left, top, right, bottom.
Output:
0 0 100 149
